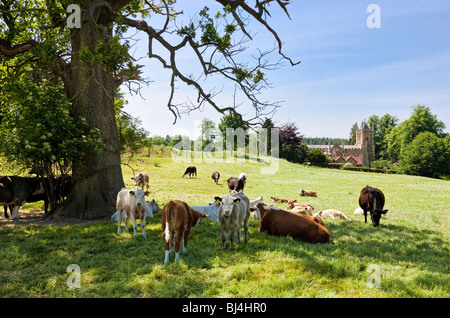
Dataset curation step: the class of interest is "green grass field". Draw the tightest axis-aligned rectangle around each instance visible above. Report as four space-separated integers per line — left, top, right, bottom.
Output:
0 156 449 297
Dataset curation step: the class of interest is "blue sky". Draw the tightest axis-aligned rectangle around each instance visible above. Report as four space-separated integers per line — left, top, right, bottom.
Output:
122 0 450 139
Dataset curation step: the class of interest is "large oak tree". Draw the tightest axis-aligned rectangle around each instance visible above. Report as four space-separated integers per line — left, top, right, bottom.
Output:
0 0 298 219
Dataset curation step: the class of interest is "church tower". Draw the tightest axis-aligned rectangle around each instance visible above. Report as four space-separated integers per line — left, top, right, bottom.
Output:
355 121 375 167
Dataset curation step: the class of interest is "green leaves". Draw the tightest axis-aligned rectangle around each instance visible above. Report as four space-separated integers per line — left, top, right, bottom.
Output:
0 77 103 174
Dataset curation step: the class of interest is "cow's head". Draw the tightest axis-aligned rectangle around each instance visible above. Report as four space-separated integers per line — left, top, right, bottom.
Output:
371 209 388 227
130 190 149 208
215 196 240 217
132 173 144 187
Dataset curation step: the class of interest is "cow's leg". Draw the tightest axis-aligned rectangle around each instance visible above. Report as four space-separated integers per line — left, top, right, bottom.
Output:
363 210 368 223
174 227 184 261
117 208 123 235
236 223 242 243
229 228 235 252
140 214 147 237
131 214 138 236
221 229 227 250
183 229 191 253
11 205 19 221
4 206 8 219
244 214 250 244
124 212 130 234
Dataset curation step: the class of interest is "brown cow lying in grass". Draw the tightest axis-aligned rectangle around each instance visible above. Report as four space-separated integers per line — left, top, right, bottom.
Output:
254 203 330 244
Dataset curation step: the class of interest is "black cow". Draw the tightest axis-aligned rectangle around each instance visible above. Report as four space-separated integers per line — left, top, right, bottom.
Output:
3 175 72 218
227 177 245 193
359 185 388 227
182 166 197 178
0 176 43 221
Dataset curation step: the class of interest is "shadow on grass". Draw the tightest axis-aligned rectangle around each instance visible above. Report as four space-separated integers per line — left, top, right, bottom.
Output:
1 214 448 297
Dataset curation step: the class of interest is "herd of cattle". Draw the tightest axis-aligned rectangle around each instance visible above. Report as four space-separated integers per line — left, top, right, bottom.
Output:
113 166 388 263
0 166 388 263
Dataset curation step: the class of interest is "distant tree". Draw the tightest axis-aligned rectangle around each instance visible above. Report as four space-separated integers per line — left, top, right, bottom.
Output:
261 117 275 155
367 114 398 160
115 90 149 158
306 148 328 165
400 132 450 178
279 122 308 163
199 118 217 149
218 113 249 151
348 122 358 145
385 104 445 162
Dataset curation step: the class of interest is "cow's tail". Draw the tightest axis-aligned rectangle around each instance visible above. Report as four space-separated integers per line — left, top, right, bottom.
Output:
163 203 176 243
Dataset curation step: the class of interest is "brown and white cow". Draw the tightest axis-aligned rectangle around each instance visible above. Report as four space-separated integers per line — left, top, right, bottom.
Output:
290 205 313 216
216 192 250 251
255 203 330 244
299 189 317 197
211 172 220 184
132 172 149 191
359 185 388 227
286 199 314 211
161 200 206 263
116 188 149 237
270 196 290 203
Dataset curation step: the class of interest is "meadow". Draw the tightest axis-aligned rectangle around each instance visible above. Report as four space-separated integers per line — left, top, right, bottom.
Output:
0 156 449 298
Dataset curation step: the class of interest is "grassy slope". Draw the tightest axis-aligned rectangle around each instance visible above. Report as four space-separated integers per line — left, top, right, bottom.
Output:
0 156 449 298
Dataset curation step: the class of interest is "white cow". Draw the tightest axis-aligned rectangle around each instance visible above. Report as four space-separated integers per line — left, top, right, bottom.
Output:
111 199 160 221
116 188 149 237
314 209 351 220
191 200 221 221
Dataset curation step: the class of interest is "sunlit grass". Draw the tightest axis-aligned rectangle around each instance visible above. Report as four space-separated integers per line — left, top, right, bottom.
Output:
0 156 449 297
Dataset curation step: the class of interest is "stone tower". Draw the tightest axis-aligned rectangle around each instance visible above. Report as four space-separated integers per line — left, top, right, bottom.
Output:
355 121 375 167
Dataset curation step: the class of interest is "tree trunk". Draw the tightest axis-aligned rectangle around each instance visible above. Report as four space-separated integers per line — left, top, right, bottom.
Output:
54 21 124 219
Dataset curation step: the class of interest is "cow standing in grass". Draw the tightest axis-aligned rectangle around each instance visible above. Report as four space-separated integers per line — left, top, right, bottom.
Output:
359 185 388 227
161 200 206 263
216 192 250 251
116 188 149 236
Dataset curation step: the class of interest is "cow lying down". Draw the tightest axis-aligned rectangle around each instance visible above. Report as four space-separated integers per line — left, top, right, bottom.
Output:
314 209 351 220
254 203 330 244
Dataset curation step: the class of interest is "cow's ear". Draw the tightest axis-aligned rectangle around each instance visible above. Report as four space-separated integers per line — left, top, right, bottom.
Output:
234 198 240 204
129 191 135 196
382 209 388 214
144 191 150 196
214 196 222 203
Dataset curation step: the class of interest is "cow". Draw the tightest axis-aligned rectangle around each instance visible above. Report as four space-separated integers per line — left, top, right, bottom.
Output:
270 196 290 203
216 192 250 251
111 199 160 221
191 200 221 221
116 188 149 236
314 209 351 220
211 172 220 184
0 176 44 221
255 203 330 244
290 205 313 216
359 185 388 227
354 207 364 215
182 166 197 178
161 200 206 263
286 199 314 211
227 177 244 193
299 189 317 197
132 172 149 191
